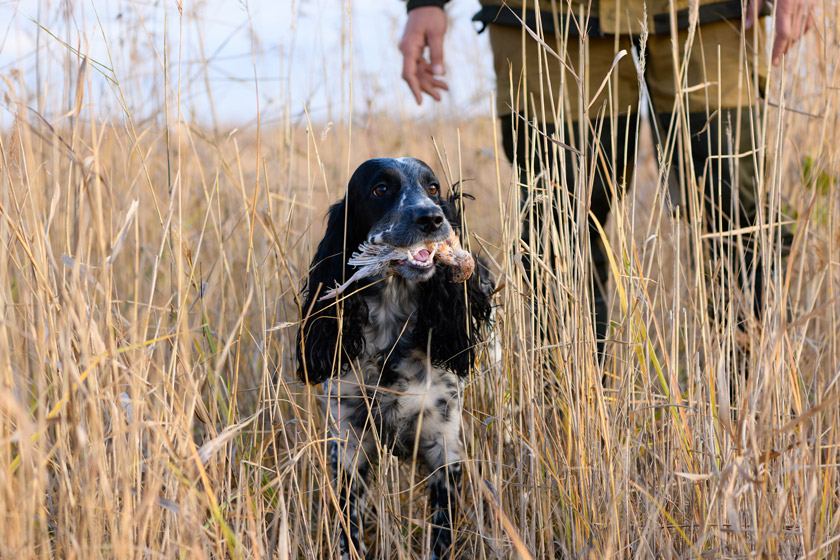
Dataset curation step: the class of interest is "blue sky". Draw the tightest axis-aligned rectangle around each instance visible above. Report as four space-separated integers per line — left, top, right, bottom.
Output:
0 1 495 127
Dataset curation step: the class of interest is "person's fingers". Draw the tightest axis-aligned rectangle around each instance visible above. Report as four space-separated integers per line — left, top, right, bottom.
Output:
429 77 449 91
401 42 449 104
804 4 815 34
418 79 448 101
772 0 817 65
772 37 788 66
420 84 442 101
427 30 445 76
772 0 792 65
414 61 438 100
745 0 757 29
772 21 789 66
399 38 424 104
798 0 814 35
792 0 806 37
415 60 448 101
404 70 423 105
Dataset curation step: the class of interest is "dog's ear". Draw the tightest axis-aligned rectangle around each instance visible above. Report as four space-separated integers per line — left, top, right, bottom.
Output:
414 258 492 377
297 198 368 384
414 242 493 377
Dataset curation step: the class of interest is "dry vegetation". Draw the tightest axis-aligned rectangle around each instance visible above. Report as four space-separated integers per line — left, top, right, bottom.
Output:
1 1 839 559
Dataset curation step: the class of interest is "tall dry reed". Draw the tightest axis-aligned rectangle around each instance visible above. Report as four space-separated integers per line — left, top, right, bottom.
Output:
0 1 837 558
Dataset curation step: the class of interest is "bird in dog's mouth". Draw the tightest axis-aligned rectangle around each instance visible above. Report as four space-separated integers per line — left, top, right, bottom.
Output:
319 230 474 301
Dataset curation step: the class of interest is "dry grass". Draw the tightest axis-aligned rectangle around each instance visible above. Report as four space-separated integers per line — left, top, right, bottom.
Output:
1 1 839 559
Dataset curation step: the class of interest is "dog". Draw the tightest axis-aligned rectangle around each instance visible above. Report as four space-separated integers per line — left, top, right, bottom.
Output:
296 158 492 559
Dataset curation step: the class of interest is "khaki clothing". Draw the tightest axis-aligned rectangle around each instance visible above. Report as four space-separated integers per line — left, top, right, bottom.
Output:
489 19 768 118
472 0 760 36
484 6 772 342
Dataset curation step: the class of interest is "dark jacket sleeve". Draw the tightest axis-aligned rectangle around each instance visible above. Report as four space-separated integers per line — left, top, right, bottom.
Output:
407 0 448 11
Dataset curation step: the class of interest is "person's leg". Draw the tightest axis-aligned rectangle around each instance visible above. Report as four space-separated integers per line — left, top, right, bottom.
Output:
655 109 764 318
645 20 769 326
489 24 641 352
501 115 638 347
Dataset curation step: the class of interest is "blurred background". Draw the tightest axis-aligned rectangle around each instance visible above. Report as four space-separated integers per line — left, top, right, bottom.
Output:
0 0 494 127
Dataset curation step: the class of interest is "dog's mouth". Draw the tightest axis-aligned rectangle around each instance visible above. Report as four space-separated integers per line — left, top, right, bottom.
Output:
396 247 437 270
319 232 475 301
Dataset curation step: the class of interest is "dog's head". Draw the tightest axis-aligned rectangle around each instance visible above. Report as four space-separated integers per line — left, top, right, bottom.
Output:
343 157 453 281
296 158 491 385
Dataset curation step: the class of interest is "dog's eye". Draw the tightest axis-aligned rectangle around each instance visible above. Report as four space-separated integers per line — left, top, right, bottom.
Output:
427 184 439 196
373 184 388 197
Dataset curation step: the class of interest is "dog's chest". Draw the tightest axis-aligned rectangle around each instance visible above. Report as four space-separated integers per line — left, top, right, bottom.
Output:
362 277 418 354
327 277 461 457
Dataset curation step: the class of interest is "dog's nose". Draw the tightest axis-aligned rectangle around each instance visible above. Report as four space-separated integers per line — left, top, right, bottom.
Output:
413 207 445 233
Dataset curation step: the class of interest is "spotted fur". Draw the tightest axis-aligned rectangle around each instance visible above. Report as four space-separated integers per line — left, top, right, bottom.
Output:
297 158 492 559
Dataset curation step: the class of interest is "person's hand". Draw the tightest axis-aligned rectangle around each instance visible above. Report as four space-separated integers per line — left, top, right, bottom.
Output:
746 0 815 66
399 6 449 104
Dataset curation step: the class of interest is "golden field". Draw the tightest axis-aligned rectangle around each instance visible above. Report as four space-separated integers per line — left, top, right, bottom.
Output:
0 1 838 558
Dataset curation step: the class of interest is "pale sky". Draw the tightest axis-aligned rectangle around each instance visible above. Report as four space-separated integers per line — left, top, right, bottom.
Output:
0 0 495 127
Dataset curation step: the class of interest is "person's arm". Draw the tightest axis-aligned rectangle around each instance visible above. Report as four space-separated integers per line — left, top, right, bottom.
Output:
746 0 815 66
399 3 449 104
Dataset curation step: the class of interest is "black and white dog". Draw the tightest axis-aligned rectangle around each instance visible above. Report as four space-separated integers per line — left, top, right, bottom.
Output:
297 158 492 559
